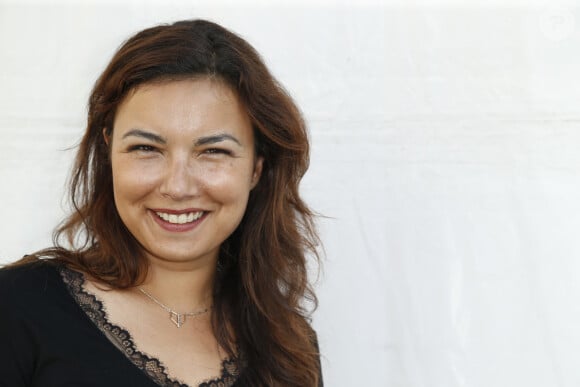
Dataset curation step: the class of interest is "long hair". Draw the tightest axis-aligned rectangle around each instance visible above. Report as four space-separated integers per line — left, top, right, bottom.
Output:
21 19 321 386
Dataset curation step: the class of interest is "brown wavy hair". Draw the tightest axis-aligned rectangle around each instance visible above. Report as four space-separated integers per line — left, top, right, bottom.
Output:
19 19 321 386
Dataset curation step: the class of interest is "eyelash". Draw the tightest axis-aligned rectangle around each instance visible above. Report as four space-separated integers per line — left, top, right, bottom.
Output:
127 145 233 156
204 148 232 156
127 144 157 153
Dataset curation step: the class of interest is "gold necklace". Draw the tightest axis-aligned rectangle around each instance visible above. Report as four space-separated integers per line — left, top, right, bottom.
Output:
139 287 210 328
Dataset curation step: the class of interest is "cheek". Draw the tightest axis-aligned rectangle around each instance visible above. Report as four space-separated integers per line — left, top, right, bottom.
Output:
111 160 160 202
200 164 253 203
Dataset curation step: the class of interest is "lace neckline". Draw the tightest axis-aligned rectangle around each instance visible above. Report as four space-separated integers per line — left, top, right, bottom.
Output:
58 265 240 387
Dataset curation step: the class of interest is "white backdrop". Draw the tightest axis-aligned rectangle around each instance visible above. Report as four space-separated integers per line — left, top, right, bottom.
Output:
2 1 580 386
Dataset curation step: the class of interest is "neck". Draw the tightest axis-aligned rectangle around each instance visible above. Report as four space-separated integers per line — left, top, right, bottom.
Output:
140 259 216 312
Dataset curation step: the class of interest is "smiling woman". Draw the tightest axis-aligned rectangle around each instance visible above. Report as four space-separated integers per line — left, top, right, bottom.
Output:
0 20 322 387
110 79 262 270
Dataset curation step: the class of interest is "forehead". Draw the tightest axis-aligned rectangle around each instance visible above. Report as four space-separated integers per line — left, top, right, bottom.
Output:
112 77 252 139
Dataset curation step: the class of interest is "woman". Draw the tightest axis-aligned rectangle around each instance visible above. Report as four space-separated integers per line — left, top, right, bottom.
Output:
0 19 322 386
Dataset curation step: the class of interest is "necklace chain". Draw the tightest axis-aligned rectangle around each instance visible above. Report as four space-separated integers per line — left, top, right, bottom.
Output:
139 287 210 328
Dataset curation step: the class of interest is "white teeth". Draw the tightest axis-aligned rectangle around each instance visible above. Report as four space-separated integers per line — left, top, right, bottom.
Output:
156 211 203 224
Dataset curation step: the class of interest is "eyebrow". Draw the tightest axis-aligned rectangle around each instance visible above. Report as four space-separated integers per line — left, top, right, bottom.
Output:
121 129 242 147
194 134 242 147
122 129 166 144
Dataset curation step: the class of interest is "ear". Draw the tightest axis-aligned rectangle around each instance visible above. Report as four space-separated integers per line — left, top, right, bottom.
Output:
102 128 110 145
251 156 264 189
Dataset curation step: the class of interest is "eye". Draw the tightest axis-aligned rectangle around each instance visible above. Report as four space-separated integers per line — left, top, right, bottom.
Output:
127 144 157 153
203 148 233 156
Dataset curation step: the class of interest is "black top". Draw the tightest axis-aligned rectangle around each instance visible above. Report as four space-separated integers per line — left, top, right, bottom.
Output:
0 261 240 387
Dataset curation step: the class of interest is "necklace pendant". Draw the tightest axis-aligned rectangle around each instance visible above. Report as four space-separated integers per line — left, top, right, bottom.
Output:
169 311 185 328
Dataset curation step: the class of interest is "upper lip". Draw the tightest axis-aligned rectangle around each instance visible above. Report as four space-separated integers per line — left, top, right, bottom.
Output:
150 208 206 214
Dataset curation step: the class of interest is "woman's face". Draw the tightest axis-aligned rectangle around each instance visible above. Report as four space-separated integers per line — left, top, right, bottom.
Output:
109 78 263 268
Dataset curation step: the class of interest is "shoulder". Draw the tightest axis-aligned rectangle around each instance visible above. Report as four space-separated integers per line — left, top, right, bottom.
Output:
0 259 62 301
0 259 74 340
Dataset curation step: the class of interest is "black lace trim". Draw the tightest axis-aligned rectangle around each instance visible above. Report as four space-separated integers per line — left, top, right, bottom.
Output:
58 266 240 387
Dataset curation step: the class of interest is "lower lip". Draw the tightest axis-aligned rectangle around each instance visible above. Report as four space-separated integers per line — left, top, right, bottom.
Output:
149 211 207 232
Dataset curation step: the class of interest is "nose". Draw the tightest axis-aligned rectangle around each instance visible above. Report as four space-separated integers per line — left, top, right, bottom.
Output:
159 154 199 200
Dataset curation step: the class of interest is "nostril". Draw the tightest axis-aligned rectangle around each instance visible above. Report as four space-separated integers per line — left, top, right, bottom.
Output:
159 161 199 200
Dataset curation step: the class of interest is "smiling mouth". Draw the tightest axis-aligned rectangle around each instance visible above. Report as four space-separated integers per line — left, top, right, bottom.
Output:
155 211 204 224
